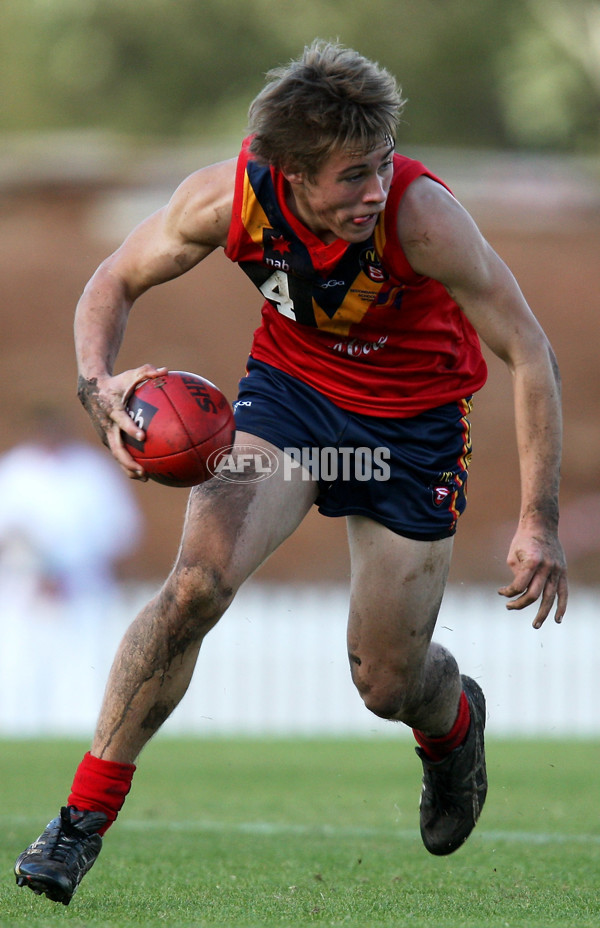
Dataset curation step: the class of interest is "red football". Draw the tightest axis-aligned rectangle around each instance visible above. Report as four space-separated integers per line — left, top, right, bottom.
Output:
123 371 235 487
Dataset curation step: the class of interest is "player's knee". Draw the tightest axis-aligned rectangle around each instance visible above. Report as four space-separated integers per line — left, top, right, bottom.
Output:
160 561 235 637
360 684 408 720
349 658 422 721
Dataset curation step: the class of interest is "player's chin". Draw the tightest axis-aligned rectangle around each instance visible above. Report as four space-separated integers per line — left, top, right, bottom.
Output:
344 215 378 240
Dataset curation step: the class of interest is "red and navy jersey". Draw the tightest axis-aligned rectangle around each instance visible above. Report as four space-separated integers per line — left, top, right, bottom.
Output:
225 138 487 417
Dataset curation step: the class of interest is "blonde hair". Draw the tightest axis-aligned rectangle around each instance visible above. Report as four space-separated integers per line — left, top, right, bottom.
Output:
248 40 405 178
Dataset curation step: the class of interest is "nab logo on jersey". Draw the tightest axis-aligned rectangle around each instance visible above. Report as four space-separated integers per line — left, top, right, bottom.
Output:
263 228 292 272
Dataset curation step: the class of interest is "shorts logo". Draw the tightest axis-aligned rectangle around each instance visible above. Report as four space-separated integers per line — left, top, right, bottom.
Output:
433 485 452 506
431 471 457 507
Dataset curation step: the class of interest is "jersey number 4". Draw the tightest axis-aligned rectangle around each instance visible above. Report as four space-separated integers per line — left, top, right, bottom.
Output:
259 270 296 320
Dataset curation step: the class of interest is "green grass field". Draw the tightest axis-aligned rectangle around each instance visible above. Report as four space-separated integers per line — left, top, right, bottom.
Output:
1 737 598 927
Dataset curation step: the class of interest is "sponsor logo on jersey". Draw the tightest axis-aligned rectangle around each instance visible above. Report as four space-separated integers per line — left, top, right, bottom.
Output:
332 335 388 357
359 247 389 283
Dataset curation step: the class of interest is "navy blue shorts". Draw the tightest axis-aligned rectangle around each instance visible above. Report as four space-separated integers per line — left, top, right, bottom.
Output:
233 358 473 541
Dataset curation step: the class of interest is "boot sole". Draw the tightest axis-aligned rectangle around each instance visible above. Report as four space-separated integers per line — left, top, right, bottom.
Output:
15 872 73 906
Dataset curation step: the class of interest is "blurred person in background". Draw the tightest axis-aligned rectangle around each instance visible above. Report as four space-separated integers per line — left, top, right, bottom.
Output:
0 406 142 732
0 405 141 611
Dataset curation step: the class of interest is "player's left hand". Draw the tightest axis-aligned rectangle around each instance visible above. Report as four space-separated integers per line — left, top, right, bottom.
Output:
498 523 568 629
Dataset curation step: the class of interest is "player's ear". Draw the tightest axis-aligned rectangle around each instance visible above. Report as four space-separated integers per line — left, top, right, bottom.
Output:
281 167 306 187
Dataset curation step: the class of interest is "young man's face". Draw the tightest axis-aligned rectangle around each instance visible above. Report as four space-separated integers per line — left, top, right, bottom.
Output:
284 141 395 244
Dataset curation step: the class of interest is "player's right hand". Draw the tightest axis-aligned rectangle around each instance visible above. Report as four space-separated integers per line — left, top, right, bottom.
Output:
77 364 167 479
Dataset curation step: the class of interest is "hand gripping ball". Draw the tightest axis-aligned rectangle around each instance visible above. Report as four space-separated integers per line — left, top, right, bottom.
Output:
123 371 235 487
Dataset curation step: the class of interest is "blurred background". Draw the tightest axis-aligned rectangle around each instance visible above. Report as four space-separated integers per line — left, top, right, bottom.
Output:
1 0 599 737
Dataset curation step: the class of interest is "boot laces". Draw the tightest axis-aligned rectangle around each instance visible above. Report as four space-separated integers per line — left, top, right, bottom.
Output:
45 809 90 864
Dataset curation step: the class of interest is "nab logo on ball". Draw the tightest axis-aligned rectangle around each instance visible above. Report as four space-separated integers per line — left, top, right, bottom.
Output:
126 399 158 451
207 445 279 482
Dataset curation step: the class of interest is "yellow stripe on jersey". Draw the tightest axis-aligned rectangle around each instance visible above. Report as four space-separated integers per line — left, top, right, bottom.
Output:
312 270 383 336
241 172 271 245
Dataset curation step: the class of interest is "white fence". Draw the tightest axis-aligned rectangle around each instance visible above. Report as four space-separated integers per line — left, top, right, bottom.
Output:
1 582 598 738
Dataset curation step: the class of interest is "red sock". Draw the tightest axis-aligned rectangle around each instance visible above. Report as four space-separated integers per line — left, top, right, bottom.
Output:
67 752 136 836
413 690 471 762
